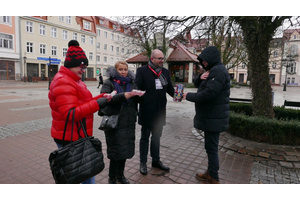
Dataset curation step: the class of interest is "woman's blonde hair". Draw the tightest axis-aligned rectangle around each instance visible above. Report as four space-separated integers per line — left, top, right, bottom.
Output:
115 61 128 69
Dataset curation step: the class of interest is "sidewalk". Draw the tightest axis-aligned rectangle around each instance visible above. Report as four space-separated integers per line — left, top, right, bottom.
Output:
0 80 300 185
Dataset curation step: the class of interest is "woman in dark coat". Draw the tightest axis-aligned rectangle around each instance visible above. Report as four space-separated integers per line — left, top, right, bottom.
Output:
99 61 142 184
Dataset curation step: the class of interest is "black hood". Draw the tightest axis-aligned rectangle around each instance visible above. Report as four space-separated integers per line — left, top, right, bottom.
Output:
197 46 222 71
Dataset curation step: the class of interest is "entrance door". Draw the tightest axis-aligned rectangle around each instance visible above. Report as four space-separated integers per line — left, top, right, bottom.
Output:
239 73 244 83
0 61 15 80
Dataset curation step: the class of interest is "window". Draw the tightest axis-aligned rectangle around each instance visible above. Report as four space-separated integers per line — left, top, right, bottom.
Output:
291 45 298 56
39 24 46 35
104 44 107 50
97 42 100 49
117 35 119 41
26 42 33 53
292 77 295 83
63 30 68 40
99 19 104 24
73 32 77 40
110 57 114 65
89 52 93 60
273 50 278 58
97 55 100 62
66 16 71 24
97 29 100 36
111 33 114 40
272 62 276 69
0 33 13 49
1 16 11 25
294 35 297 40
111 45 114 52
26 21 33 33
116 47 119 53
40 44 46 54
81 35 85 43
104 32 107 38
59 16 64 22
89 37 93 45
84 21 91 30
104 56 107 63
121 48 124 53
63 48 67 57
288 62 297 73
51 46 57 56
51 27 57 38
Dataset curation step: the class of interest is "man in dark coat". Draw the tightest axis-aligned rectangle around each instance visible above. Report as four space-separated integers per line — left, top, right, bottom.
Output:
183 46 230 184
135 49 174 175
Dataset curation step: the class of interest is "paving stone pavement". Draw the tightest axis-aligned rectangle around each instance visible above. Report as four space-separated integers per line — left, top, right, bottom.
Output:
0 80 300 187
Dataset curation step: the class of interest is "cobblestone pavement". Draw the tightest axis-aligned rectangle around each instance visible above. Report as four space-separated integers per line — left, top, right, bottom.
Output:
0 80 300 187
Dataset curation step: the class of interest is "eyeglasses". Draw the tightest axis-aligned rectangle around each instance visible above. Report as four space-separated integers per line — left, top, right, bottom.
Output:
154 57 164 61
80 63 87 71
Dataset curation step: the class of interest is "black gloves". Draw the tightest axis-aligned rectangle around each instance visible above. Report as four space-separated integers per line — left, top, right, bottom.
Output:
96 98 108 109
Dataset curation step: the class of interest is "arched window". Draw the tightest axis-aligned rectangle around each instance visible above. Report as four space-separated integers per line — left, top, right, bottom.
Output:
290 45 298 56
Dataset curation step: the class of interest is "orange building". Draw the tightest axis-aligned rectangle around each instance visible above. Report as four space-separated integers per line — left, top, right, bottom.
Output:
0 16 20 80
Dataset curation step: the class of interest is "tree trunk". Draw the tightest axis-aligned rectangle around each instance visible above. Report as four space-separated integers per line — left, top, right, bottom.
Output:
235 17 275 118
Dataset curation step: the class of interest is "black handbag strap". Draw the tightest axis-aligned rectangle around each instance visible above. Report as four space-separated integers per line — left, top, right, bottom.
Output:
61 108 75 146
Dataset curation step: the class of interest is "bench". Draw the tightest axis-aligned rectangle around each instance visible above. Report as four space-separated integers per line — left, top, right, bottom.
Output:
284 100 300 108
230 98 252 103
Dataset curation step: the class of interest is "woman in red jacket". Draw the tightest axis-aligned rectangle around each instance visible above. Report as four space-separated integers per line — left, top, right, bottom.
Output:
48 40 110 184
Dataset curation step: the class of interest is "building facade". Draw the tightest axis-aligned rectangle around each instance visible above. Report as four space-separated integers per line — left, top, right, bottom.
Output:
0 16 20 80
0 16 140 82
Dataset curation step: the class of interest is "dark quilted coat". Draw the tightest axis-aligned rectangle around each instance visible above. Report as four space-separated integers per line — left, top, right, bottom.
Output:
186 46 230 132
48 66 101 142
99 67 141 160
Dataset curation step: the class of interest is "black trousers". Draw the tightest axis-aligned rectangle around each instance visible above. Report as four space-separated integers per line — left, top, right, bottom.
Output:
139 125 163 163
109 159 126 177
204 131 220 181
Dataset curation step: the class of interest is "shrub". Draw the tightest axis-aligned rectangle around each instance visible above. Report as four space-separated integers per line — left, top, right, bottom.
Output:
229 103 300 145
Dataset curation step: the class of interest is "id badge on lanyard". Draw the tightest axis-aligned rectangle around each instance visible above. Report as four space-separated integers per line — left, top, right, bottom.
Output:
155 79 163 90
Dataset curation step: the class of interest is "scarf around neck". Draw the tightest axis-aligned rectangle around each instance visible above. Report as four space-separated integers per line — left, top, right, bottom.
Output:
113 77 131 104
148 60 168 86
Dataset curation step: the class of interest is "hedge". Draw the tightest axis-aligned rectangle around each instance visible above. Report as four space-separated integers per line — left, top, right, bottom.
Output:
229 103 300 145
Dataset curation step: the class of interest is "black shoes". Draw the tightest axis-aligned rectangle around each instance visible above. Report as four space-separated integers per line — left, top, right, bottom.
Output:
117 175 130 184
140 161 170 175
152 161 170 171
108 177 117 184
109 175 130 184
140 162 147 175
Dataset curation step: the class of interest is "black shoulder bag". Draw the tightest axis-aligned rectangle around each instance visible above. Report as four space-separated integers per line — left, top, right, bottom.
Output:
98 105 123 131
49 108 105 184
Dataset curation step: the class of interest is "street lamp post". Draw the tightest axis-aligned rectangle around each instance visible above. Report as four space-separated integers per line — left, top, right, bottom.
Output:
283 63 288 91
282 55 295 91
23 56 27 82
48 56 51 90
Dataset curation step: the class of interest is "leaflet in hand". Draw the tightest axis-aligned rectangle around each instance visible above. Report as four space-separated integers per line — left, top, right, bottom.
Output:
130 89 145 96
173 84 184 102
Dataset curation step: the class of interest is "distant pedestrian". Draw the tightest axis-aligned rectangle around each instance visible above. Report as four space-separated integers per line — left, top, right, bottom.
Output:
183 46 230 184
97 73 103 89
135 49 174 175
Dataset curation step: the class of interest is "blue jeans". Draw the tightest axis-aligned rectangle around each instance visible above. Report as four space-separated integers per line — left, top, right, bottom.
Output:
139 126 163 163
55 143 95 184
204 131 220 181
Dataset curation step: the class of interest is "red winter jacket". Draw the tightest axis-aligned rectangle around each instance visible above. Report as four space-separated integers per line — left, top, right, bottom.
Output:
48 66 102 142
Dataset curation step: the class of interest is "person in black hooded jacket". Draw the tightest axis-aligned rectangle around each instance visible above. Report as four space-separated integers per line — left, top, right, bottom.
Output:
99 61 142 184
183 46 230 184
